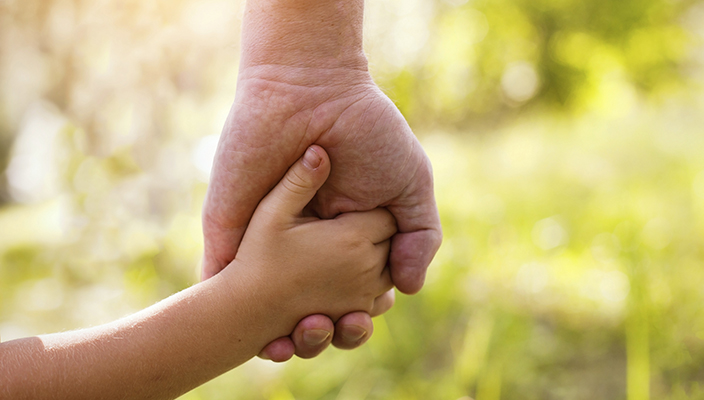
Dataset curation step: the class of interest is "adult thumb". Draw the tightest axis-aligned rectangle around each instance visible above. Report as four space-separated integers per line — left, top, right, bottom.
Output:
262 145 330 218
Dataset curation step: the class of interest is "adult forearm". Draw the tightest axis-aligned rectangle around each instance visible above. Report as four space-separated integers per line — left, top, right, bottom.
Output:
240 0 367 70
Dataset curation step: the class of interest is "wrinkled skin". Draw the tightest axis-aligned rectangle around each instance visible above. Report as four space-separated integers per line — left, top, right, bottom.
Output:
201 63 441 361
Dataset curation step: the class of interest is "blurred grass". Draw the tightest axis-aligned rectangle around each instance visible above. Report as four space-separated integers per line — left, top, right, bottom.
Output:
2 0 704 399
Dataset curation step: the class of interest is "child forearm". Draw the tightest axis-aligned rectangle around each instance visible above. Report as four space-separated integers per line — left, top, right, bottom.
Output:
0 270 287 400
0 145 396 399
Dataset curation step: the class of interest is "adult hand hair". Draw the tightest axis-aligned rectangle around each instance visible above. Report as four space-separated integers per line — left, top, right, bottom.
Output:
201 0 442 362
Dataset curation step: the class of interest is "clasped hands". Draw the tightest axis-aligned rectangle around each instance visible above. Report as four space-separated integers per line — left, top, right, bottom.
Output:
201 61 442 362
199 0 441 362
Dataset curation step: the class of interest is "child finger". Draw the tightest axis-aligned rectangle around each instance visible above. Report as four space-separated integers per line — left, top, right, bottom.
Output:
376 266 394 295
370 288 396 317
370 238 391 274
336 208 398 244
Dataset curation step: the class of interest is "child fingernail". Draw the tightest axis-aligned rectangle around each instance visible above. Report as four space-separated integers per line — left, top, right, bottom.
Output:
302 147 322 169
303 329 331 346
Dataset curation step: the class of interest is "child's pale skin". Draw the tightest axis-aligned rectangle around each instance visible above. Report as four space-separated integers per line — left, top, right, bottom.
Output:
0 145 396 400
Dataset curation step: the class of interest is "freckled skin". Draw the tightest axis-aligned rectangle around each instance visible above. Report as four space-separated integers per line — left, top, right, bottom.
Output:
204 70 441 289
201 0 442 361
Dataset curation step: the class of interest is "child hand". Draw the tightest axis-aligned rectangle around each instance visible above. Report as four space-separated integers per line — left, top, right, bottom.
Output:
228 145 396 326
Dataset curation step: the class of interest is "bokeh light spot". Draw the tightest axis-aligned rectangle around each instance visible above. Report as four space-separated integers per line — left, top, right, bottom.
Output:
501 61 540 104
532 217 568 250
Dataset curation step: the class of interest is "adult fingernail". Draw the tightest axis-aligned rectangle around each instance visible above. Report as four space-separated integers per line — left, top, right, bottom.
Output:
303 329 331 346
341 325 367 343
302 147 322 169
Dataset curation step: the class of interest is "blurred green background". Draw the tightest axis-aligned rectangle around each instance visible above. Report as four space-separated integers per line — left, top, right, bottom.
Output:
2 0 704 399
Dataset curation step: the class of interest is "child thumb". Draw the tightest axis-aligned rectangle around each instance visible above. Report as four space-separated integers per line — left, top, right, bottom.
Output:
264 145 330 218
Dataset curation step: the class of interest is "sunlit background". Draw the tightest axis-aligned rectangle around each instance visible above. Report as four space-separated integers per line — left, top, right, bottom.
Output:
2 0 704 399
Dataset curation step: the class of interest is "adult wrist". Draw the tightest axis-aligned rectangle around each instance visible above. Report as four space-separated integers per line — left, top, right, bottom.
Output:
239 0 368 71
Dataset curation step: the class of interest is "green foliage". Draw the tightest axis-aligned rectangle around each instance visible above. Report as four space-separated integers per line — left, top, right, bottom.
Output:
375 0 702 126
2 0 704 399
179 103 704 399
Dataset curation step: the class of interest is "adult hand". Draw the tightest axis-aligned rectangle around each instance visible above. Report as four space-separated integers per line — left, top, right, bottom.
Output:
201 0 442 362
